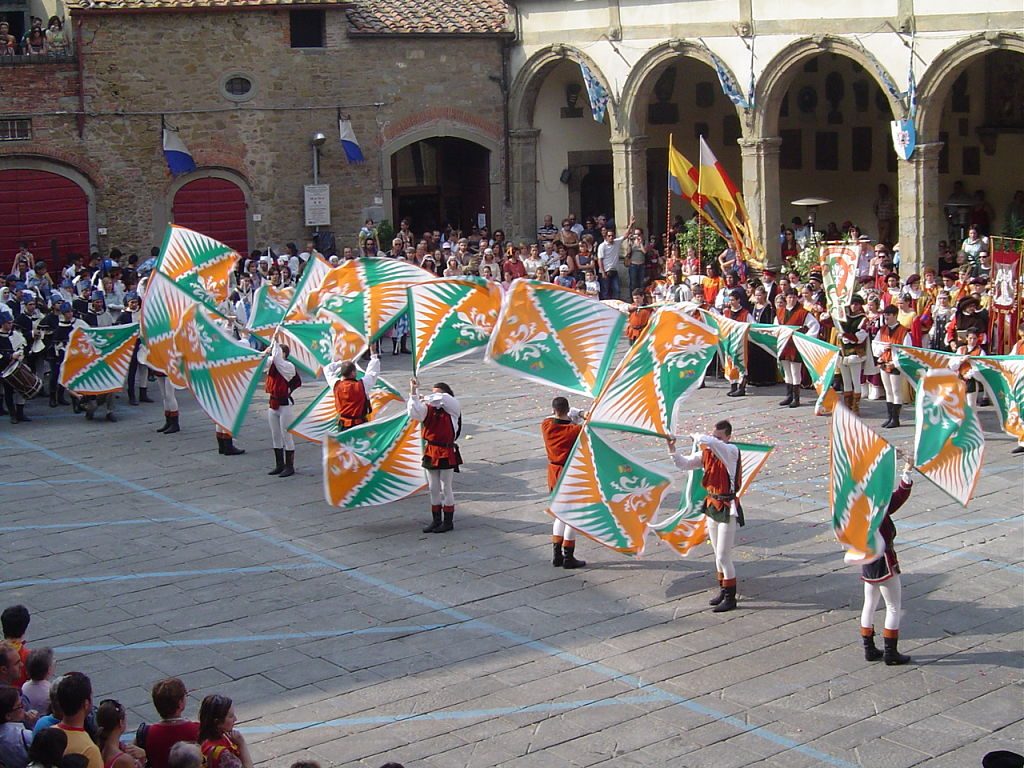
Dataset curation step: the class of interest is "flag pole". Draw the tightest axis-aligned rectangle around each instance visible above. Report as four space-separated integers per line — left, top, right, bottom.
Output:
666 134 673 264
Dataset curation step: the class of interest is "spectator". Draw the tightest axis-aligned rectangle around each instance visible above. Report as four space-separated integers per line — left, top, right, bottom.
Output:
1 606 30 688
596 218 634 300
31 679 62 735
26 724 65 768
553 264 575 289
536 214 557 244
23 27 47 55
166 743 201 768
142 678 199 768
95 700 142 768
0 686 34 768
20 649 52 714
0 21 16 55
55 672 101 768
197 695 253 768
0 643 26 690
46 17 67 55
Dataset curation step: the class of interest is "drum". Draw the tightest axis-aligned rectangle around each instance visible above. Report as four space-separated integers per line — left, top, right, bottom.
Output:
2 359 43 399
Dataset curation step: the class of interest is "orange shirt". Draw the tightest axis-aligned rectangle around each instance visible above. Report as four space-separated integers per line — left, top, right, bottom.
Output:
541 418 582 490
333 378 368 428
627 307 653 342
702 447 741 516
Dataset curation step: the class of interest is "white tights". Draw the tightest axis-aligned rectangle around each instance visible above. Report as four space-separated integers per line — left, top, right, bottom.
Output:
880 370 903 404
861 574 902 631
840 360 864 392
160 376 178 411
707 517 736 580
268 404 295 450
782 360 802 385
552 518 576 542
426 468 455 506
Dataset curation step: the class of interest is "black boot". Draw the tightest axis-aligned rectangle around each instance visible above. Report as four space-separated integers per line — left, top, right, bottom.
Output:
71 396 82 414
217 437 226 455
279 450 295 477
789 386 801 408
139 387 154 403
15 405 30 422
268 448 285 475
779 384 794 407
10 406 19 424
400 337 411 354
708 571 725 605
726 382 738 397
163 413 180 434
434 505 454 533
156 411 171 433
1012 446 1024 455
49 392 57 408
880 402 894 429
552 541 564 567
733 380 746 397
862 629 883 662
222 437 245 456
129 390 139 406
423 505 442 533
712 583 737 612
562 542 586 569
883 632 911 666
58 390 69 406
889 404 902 429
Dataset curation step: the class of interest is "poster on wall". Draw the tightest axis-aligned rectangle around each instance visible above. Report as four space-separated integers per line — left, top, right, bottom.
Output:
989 248 1022 354
304 185 331 227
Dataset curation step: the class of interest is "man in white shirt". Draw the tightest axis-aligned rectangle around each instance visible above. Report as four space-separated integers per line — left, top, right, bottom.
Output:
596 216 634 300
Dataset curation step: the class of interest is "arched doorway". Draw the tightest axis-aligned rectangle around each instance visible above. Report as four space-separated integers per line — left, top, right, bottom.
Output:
773 52 897 244
0 168 91 272
171 176 249 254
391 137 490 234
625 50 746 240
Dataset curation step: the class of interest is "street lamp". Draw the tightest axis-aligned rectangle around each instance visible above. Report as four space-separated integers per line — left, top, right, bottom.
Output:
311 132 327 185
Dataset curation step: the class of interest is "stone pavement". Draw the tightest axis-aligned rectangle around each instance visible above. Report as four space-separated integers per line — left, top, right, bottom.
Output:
0 351 1021 768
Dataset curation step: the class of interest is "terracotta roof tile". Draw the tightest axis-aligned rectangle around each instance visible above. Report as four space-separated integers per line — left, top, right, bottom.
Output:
345 0 509 35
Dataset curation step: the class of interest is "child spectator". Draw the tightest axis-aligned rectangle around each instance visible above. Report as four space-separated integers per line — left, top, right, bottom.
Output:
198 696 253 768
20 649 52 713
55 672 101 768
166 743 201 768
1 606 31 688
142 678 199 768
582 270 599 298
32 678 61 734
553 264 576 289
26 723 65 768
626 290 653 342
0 685 34 768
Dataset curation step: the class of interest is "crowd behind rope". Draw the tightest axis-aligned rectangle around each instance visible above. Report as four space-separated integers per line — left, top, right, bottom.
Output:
1 203 1021 451
0 606 406 768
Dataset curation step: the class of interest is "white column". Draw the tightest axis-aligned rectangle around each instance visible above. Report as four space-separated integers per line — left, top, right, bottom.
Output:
611 135 649 233
510 128 540 242
897 141 943 276
739 136 783 270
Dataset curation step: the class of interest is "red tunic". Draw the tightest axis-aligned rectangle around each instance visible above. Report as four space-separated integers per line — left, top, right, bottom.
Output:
862 480 911 583
627 307 653 342
876 324 908 372
541 418 582 490
265 364 291 409
422 405 461 470
776 305 809 362
333 378 368 429
702 446 741 523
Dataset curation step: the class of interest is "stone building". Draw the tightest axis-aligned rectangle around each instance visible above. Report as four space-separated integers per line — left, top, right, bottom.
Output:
507 0 1024 271
0 0 510 266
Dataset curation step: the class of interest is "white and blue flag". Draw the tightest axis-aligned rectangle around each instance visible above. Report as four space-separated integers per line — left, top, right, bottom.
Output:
162 127 196 176
339 118 365 163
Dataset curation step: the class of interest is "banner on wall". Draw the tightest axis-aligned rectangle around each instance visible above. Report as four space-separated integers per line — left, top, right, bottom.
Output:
989 248 1022 354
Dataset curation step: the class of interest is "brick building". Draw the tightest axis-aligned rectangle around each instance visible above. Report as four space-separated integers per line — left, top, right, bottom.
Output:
0 0 511 268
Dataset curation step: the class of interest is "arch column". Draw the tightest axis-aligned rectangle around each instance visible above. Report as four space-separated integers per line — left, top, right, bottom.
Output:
897 142 943 275
510 128 540 242
739 136 782 269
610 135 648 232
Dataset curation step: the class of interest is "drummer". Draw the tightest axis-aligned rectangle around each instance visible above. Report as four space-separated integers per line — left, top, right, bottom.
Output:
0 309 32 424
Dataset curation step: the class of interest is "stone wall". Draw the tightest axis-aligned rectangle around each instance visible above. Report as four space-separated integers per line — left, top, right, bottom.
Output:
1 8 506 257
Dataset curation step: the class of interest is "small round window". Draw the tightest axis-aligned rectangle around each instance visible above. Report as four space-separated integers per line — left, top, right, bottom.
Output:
220 73 257 103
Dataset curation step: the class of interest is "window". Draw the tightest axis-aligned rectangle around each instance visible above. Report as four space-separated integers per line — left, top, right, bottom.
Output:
290 10 325 48
220 72 257 103
0 119 30 141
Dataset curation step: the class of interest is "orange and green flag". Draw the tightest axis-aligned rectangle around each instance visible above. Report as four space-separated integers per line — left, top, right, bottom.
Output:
409 277 502 374
792 332 841 415
59 322 139 396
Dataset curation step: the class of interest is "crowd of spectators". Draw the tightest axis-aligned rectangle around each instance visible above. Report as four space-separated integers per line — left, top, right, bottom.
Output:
0 17 70 57
0 605 407 768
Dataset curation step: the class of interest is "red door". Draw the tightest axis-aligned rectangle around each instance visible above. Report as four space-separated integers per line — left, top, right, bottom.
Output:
0 169 90 273
172 177 248 255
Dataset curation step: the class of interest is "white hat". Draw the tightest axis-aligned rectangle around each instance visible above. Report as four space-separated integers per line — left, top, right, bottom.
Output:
442 242 452 249
484 247 494 255
559 264 570 272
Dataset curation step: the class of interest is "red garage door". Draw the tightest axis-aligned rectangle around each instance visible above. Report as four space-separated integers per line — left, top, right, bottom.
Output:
0 169 90 273
172 177 249 255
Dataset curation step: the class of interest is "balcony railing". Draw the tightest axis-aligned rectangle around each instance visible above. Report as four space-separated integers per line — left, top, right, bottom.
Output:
0 50 76 65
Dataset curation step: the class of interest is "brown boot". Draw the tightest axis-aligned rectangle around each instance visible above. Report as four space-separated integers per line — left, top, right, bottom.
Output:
851 393 862 415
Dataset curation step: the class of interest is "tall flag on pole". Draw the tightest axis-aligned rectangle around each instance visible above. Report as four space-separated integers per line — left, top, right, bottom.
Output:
578 61 609 123
701 43 752 110
486 279 625 398
912 369 985 507
830 404 897 566
588 306 718 437
338 118 365 164
697 136 739 228
59 323 139 395
970 356 1024 445
162 125 196 176
820 244 859 321
155 225 239 311
547 425 672 555
667 136 699 203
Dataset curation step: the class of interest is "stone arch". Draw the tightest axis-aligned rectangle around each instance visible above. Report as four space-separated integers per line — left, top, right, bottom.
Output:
755 35 904 138
620 39 747 138
509 44 619 133
381 121 502 230
916 31 1024 138
157 166 254 251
